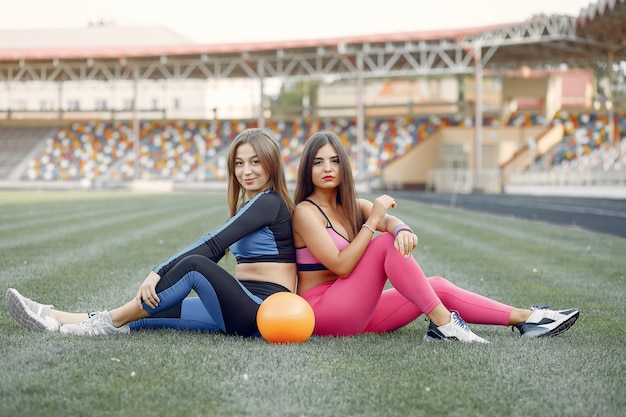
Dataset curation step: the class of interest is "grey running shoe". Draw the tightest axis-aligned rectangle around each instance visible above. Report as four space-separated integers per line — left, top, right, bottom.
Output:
6 288 61 332
424 311 489 344
513 305 579 338
60 311 130 336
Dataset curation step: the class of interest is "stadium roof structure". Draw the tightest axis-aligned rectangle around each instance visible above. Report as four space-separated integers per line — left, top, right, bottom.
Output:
0 0 624 84
1 0 623 190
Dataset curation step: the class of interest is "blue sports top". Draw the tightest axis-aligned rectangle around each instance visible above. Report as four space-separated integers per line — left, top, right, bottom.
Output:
153 189 295 277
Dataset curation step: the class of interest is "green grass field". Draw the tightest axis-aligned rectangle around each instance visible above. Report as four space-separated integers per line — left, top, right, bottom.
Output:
0 190 624 417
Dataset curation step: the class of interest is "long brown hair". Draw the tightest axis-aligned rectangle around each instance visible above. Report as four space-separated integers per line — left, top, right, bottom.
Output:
294 131 361 239
226 128 294 218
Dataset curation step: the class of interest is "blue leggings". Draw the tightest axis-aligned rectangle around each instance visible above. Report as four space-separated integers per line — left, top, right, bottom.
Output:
129 254 286 337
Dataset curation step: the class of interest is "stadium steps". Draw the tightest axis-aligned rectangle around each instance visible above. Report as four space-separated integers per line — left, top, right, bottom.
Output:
0 126 56 180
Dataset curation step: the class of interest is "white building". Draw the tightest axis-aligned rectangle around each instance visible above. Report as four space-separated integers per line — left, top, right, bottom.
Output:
0 25 267 120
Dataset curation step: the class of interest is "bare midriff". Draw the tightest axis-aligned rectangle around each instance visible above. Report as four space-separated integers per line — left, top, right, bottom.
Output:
296 270 339 294
235 263 297 293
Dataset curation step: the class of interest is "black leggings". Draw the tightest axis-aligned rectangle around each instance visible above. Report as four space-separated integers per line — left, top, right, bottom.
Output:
129 254 289 337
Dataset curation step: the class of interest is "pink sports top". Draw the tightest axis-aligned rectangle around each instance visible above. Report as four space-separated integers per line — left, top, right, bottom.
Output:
296 199 350 271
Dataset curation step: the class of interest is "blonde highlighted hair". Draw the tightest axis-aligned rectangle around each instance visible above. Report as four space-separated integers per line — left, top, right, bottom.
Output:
226 128 294 218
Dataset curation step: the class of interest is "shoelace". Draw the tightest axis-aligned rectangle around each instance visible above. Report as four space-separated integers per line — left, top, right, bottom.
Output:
532 305 555 320
80 312 106 330
451 311 470 332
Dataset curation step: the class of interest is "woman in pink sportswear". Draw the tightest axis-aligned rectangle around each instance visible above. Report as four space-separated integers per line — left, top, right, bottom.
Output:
292 131 579 342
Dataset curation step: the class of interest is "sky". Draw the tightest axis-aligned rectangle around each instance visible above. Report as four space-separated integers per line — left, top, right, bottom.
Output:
0 0 596 44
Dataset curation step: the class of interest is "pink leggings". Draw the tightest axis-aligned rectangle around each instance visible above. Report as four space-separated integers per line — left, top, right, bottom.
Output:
300 233 513 336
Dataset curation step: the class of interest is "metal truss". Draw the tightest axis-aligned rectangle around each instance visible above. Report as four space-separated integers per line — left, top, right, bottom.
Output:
0 15 622 84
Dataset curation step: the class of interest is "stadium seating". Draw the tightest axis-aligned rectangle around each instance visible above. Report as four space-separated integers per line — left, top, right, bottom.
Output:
112 120 231 181
21 121 138 181
533 110 626 175
0 126 55 179
506 112 550 127
4 111 624 184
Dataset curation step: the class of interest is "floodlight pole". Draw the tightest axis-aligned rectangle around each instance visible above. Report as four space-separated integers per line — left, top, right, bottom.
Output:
473 44 483 193
56 81 64 121
607 50 615 146
132 68 140 180
356 52 365 182
258 61 265 129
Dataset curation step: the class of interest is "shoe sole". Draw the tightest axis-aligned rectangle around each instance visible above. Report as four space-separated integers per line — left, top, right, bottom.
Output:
60 326 131 336
424 327 446 342
424 330 489 344
519 311 580 338
424 334 447 342
537 311 580 338
6 289 53 332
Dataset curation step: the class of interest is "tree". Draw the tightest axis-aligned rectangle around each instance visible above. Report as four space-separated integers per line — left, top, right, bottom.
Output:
270 79 320 118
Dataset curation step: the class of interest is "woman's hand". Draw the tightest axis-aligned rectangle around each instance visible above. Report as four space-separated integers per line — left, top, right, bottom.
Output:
394 230 418 259
136 271 161 309
369 194 397 227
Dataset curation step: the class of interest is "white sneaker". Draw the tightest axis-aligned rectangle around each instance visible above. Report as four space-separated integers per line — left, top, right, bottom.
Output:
60 311 130 336
6 288 61 332
424 311 489 344
513 305 579 338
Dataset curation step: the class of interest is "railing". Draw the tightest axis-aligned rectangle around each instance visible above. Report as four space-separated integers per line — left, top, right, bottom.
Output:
426 168 626 195
427 169 502 194
508 170 626 186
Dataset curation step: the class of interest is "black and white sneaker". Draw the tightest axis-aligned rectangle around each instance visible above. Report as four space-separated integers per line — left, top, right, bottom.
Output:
424 311 489 343
513 306 579 338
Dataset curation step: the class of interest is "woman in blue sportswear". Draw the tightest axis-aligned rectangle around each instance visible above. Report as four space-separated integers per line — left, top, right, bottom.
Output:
6 128 297 337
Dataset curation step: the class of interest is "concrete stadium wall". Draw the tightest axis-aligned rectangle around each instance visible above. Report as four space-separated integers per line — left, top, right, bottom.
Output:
382 125 548 188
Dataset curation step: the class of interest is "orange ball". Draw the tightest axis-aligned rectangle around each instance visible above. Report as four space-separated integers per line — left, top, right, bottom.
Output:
256 292 315 344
